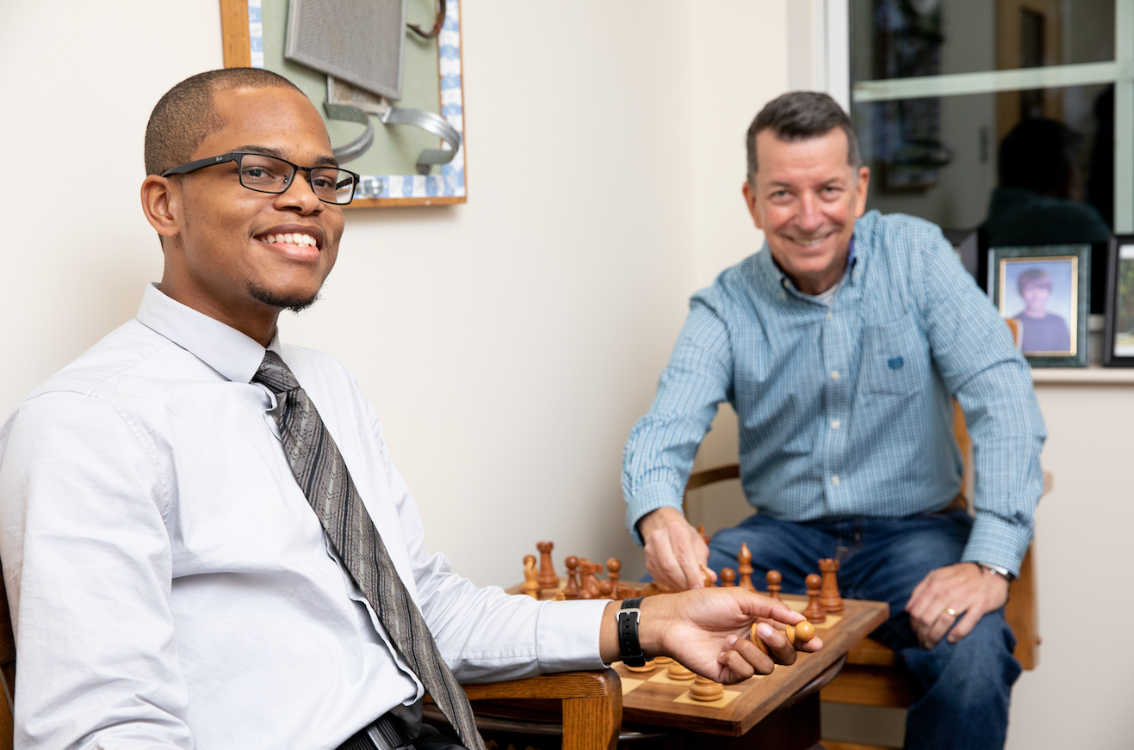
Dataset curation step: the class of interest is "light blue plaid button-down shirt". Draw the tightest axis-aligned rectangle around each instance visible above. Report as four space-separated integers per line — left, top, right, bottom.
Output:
622 211 1046 575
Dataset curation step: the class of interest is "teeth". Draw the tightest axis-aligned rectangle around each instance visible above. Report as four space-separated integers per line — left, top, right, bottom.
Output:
260 233 317 247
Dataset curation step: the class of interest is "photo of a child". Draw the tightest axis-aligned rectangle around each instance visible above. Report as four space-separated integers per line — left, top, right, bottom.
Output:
1001 259 1076 355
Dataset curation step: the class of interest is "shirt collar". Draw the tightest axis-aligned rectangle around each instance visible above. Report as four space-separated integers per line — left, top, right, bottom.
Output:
136 283 281 384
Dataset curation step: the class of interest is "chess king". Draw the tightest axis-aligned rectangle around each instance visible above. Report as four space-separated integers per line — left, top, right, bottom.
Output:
622 91 1045 750
0 69 820 750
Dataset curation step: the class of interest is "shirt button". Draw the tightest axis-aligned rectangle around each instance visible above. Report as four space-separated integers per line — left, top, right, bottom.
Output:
831 420 841 430
831 475 840 485
826 311 833 320
831 370 840 380
780 292 787 300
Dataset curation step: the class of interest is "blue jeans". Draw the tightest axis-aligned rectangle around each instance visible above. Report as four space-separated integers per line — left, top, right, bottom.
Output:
706 511 1021 750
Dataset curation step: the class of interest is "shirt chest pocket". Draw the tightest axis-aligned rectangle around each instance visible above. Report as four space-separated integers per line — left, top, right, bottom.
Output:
860 313 928 396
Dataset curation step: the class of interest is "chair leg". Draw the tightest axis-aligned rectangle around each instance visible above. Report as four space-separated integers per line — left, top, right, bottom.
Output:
562 694 622 750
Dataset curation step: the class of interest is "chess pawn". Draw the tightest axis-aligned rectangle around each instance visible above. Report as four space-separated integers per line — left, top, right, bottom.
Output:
599 580 614 599
522 558 541 599
536 541 559 590
563 556 581 600
803 573 827 623
652 656 674 667
606 557 622 592
697 524 711 545
738 543 756 592
765 570 783 602
719 568 737 587
554 590 566 601
667 661 695 680
818 558 844 612
690 674 724 702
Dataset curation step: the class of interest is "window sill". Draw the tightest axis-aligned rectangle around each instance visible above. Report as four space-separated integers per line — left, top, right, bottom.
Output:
1031 366 1134 385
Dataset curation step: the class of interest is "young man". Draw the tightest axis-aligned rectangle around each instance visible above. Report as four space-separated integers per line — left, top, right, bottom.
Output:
622 92 1046 749
0 69 816 750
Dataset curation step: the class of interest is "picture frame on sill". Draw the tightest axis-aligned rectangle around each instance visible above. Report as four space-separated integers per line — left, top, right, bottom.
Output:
989 244 1090 368
1104 235 1134 367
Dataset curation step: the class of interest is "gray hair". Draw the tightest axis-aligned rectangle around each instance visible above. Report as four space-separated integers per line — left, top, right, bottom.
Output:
745 91 861 184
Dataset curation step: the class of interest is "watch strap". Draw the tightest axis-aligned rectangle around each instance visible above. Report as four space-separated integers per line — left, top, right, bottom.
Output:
617 597 646 667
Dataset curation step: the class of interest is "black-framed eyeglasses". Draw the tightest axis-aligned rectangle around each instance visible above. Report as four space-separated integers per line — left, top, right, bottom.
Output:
161 152 360 206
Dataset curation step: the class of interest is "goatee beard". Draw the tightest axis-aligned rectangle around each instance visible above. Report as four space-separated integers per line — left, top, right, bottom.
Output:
248 282 320 314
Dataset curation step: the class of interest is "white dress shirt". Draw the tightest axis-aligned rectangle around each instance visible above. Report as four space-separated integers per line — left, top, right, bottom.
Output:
0 284 607 750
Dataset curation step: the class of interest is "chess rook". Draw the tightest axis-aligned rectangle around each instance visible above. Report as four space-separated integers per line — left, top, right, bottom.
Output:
536 541 559 589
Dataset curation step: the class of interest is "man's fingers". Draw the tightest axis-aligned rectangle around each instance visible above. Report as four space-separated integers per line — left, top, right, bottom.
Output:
754 623 797 666
729 635 775 676
646 532 685 590
717 648 757 682
923 607 957 649
948 608 982 644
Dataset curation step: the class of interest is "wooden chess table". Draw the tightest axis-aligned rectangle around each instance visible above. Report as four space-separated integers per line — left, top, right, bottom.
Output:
497 582 889 748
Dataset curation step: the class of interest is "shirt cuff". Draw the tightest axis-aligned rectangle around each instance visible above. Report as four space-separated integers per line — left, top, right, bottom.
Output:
960 514 1032 578
625 483 684 546
535 599 611 673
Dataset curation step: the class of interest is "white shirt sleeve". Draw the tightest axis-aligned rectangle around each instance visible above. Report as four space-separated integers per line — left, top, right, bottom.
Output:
365 405 610 684
0 392 193 750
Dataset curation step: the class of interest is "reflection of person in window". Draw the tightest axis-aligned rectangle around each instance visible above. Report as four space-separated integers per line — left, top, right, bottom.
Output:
1013 268 1071 353
979 119 1110 247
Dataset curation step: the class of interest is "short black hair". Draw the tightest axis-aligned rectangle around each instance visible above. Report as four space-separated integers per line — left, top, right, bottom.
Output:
144 68 303 177
745 91 861 183
998 118 1081 199
1017 267 1053 295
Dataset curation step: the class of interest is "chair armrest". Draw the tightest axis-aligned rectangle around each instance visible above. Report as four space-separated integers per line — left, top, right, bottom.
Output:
461 668 620 701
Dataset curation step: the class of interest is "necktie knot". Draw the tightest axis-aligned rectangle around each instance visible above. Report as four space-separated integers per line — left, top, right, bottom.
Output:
253 350 300 394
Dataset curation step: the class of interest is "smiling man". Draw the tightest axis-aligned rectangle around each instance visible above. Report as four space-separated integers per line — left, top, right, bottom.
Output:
0 70 818 750
622 92 1046 749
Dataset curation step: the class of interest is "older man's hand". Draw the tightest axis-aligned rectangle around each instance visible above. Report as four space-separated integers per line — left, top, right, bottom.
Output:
600 587 822 683
637 506 716 591
906 562 1010 649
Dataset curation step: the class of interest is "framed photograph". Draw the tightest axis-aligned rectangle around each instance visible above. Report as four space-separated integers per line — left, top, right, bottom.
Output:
1104 235 1134 366
219 0 467 209
989 244 1090 368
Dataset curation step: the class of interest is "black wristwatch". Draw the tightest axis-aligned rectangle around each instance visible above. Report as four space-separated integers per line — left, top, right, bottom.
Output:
617 597 647 667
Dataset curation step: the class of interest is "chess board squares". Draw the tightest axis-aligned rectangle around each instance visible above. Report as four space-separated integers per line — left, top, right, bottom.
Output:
646 670 765 686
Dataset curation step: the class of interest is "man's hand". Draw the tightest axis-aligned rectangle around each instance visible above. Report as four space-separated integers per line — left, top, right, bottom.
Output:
600 588 823 683
906 563 1009 649
638 506 715 590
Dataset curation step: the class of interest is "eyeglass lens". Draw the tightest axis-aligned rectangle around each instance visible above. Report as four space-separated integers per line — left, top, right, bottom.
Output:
239 154 356 205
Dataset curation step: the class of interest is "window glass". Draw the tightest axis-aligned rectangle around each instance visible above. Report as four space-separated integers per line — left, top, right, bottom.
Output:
850 0 1116 81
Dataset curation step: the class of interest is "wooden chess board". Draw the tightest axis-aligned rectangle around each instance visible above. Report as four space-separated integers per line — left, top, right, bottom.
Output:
612 595 886 736
507 580 889 737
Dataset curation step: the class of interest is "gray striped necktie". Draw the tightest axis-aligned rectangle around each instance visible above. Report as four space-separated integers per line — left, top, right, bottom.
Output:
254 351 484 750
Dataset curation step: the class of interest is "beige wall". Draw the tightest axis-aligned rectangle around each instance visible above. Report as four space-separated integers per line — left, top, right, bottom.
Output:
0 0 787 587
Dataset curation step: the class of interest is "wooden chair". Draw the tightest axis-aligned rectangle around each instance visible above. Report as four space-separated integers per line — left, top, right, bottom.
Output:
683 411 1046 713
